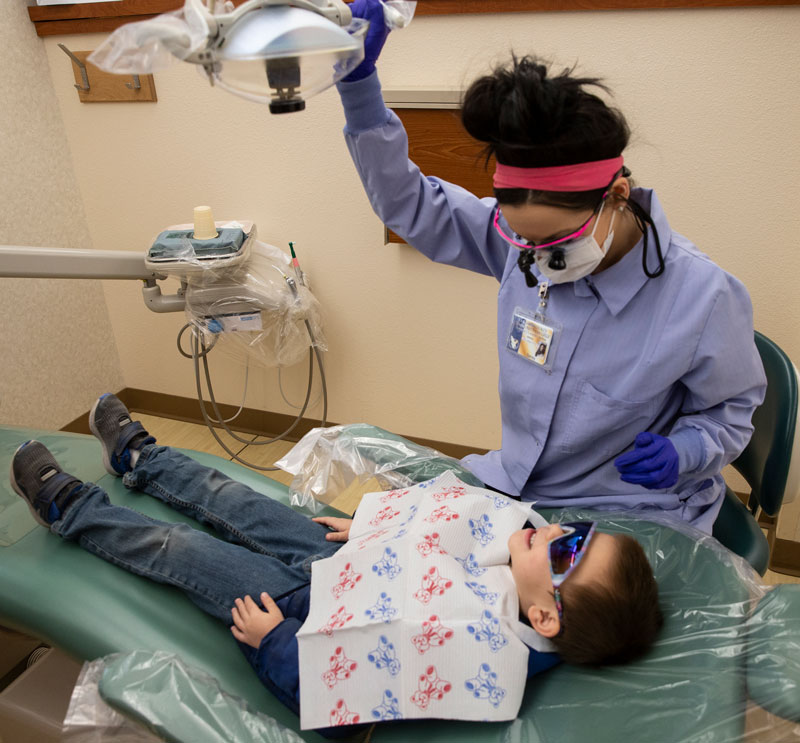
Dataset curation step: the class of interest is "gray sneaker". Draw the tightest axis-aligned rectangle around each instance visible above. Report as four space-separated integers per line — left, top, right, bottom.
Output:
89 394 155 476
10 440 82 526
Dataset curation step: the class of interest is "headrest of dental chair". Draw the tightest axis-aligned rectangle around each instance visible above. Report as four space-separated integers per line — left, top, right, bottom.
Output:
746 583 800 722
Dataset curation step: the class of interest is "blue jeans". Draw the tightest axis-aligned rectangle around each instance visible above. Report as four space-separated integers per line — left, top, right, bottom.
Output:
52 444 340 624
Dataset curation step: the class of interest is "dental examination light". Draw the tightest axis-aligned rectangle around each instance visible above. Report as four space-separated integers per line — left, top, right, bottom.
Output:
89 0 414 113
0 206 328 474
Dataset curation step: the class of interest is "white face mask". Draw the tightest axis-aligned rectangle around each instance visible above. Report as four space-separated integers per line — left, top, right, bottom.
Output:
533 202 617 284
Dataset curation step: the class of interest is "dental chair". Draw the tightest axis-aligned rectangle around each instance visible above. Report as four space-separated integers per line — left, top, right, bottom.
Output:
1 424 800 743
713 331 800 575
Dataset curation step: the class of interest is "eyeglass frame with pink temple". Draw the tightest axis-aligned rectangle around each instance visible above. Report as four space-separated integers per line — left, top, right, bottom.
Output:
492 193 609 252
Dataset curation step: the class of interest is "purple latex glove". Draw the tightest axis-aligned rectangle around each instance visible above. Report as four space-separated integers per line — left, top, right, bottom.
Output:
614 432 680 490
343 0 390 82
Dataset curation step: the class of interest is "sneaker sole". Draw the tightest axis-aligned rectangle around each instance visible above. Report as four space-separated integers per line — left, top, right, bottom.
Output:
9 442 52 528
89 395 119 477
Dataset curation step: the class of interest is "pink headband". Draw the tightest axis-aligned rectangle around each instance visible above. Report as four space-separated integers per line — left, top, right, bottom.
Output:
493 156 624 192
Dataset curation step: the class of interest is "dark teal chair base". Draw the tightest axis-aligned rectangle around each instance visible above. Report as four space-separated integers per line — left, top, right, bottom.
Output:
712 487 770 575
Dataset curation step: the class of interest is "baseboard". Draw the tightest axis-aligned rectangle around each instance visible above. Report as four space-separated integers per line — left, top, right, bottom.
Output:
60 387 488 461
768 537 800 578
757 511 800 577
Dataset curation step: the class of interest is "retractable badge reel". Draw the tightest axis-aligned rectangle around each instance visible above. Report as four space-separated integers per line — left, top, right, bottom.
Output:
506 281 561 372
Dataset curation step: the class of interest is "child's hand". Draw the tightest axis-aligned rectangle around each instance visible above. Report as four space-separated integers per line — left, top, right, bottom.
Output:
230 593 284 648
312 516 353 542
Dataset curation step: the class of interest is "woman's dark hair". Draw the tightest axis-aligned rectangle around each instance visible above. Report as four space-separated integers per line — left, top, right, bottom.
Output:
461 55 630 211
551 534 664 666
462 55 664 279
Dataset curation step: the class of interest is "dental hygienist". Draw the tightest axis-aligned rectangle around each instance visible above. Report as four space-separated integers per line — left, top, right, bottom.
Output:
334 1 766 533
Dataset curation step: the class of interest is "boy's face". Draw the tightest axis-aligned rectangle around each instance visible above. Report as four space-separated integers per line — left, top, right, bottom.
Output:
508 523 619 638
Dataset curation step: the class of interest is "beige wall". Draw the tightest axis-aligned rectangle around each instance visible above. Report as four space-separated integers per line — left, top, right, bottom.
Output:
0 3 124 430
28 6 800 448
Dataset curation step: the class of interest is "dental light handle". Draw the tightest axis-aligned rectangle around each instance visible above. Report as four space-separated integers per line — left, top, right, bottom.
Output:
380 1 408 28
131 21 198 58
187 0 353 45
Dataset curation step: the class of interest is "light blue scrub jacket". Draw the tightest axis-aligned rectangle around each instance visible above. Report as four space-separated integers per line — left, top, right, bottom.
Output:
336 72 767 533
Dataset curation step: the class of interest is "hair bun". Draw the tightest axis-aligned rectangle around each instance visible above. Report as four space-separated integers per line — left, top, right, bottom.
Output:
460 69 514 146
461 55 628 169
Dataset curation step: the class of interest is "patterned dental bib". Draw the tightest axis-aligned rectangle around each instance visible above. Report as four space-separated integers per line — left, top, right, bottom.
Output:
296 471 552 730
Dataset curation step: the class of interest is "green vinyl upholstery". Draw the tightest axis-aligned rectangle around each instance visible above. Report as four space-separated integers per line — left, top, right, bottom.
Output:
745 584 800 722
0 425 794 743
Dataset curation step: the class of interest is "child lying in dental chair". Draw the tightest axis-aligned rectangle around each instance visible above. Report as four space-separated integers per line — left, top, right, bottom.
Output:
10 394 662 736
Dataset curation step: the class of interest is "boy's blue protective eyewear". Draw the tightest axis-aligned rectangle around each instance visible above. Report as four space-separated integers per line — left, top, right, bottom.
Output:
548 521 598 634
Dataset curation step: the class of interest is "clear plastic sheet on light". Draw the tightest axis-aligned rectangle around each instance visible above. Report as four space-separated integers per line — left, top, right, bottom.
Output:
89 0 417 77
63 651 305 743
89 1 211 74
381 0 417 29
275 423 485 512
183 238 326 369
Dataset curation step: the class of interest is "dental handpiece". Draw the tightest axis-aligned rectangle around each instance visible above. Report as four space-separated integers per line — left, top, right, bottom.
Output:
272 264 299 297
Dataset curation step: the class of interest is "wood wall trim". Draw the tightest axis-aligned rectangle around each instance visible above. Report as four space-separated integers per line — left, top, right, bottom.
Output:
416 0 800 9
386 107 492 243
30 0 800 37
33 15 159 36
60 387 488 460
29 0 183 22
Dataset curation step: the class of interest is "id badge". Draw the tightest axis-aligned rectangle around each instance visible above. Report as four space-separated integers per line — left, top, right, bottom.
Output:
506 307 560 371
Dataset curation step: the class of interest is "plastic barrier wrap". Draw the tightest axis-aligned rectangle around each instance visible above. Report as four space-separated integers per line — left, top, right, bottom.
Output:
57 432 800 743
62 656 162 743
745 582 800 725
182 238 326 369
63 651 306 743
89 1 211 74
275 423 484 512
58 511 800 743
468 507 800 743
380 1 417 29
89 0 417 76
275 426 800 740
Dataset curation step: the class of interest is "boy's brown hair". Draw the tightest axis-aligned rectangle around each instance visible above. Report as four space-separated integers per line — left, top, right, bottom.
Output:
552 534 663 666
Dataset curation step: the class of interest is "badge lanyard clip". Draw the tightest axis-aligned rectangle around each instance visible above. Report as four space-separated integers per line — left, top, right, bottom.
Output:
536 282 550 321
